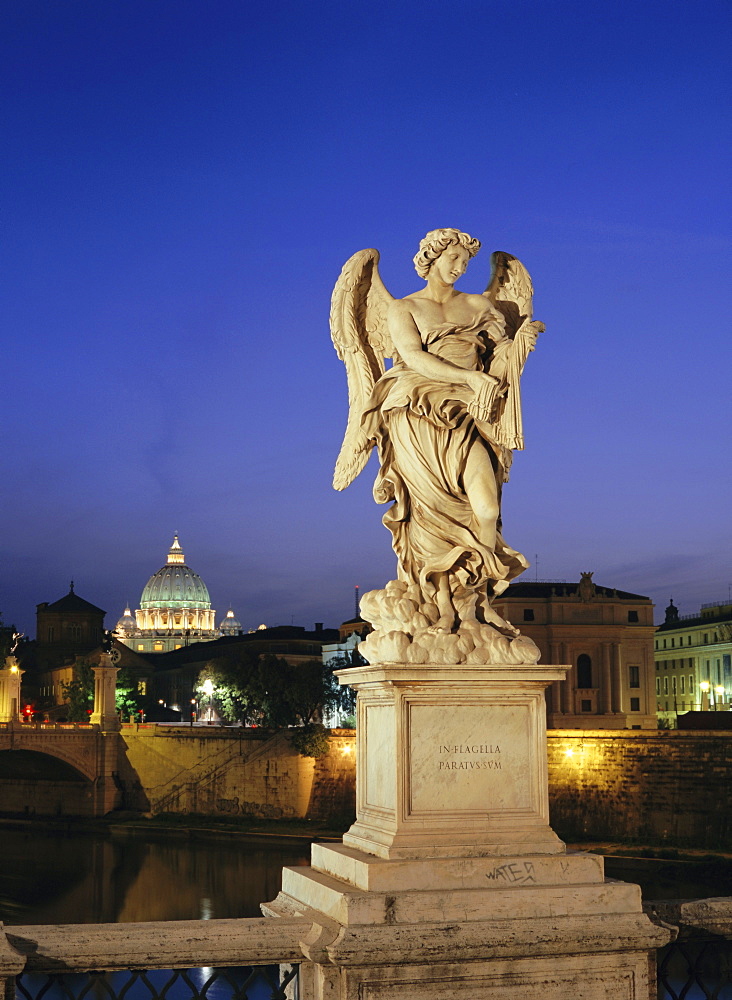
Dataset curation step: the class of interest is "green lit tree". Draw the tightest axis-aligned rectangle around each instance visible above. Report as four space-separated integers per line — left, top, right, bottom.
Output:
196 651 355 729
115 668 144 718
61 659 94 722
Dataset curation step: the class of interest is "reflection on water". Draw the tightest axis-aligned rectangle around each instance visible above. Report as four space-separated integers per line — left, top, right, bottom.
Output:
3 825 730 928
0 826 309 926
604 855 732 901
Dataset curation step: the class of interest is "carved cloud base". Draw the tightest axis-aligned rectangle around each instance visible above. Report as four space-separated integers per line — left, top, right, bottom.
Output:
264 661 670 999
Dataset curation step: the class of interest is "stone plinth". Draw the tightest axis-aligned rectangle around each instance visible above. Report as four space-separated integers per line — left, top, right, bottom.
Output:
0 657 23 723
90 655 121 732
265 660 670 999
339 662 565 859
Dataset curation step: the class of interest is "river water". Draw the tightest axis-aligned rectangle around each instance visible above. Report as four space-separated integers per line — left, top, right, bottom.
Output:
0 826 309 926
1 825 730 926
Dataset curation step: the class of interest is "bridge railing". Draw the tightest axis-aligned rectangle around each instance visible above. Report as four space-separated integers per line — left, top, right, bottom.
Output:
1 917 314 1000
0 722 95 732
4 898 732 1000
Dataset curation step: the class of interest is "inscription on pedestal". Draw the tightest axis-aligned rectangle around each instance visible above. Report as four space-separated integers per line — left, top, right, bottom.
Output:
438 744 502 770
409 703 533 814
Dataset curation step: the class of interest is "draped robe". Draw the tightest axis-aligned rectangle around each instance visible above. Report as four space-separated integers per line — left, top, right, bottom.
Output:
361 311 528 608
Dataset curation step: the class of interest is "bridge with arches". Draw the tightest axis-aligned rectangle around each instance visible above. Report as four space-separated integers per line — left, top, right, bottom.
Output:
0 720 125 815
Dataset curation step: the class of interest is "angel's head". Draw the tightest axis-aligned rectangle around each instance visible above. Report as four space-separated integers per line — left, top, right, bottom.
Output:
413 228 481 280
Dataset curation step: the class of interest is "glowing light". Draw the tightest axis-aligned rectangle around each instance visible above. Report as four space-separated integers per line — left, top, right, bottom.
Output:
700 681 710 692
202 679 214 696
9 665 18 674
564 747 575 758
715 685 725 696
341 743 354 756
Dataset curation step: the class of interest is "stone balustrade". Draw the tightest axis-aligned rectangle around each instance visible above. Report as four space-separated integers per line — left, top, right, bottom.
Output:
0 916 313 1000
1 899 732 999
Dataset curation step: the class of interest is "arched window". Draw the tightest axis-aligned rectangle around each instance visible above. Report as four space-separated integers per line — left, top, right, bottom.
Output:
577 654 592 689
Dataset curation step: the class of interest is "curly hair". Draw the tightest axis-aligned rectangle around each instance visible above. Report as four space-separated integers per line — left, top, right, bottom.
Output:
413 228 481 279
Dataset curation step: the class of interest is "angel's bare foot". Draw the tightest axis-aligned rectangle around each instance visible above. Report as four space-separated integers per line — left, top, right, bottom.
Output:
428 614 455 634
482 603 520 637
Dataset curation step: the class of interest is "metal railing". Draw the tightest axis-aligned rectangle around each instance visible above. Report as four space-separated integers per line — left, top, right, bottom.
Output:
1 918 311 1000
4 898 732 1000
647 899 732 999
16 966 298 1000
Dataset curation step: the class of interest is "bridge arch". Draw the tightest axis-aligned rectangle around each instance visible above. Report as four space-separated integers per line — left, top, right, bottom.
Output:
0 748 95 817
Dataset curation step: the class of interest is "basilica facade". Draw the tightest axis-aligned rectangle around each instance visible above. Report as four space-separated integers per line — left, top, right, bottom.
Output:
116 535 240 653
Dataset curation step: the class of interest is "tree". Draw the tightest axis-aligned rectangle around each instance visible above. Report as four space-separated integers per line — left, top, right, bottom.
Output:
195 650 355 728
115 668 144 718
61 659 94 722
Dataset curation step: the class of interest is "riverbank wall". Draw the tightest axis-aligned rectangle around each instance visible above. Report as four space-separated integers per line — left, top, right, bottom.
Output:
119 726 356 826
120 726 732 849
4 725 732 849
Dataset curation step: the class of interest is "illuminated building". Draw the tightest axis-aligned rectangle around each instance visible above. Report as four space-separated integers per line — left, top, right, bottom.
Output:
218 608 243 636
654 598 732 725
116 535 220 654
494 574 656 729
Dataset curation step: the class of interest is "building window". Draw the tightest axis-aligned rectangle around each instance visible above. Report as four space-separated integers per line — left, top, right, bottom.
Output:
523 608 535 621
581 699 592 712
154 642 163 652
137 644 144 651
630 697 640 712
577 654 592 688
672 676 677 695
663 677 669 695
663 639 667 649
704 634 708 644
689 675 694 694
137 680 147 695
68 624 82 640
680 676 685 694
655 678 660 695
629 666 640 688
47 627 55 641
628 611 639 623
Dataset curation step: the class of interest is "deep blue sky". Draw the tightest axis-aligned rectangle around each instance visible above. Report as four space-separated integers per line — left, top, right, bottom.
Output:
3 0 731 635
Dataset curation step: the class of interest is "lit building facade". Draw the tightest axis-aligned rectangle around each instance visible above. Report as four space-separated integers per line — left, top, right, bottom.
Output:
494 575 656 729
116 535 219 654
654 598 732 725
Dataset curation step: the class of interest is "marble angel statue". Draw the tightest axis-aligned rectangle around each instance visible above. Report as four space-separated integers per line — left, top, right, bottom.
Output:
331 228 544 665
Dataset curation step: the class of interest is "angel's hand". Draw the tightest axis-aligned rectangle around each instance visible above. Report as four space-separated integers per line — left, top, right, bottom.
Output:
518 320 544 350
465 370 500 394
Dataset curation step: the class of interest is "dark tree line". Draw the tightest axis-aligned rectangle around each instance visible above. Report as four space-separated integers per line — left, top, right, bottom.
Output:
196 648 356 728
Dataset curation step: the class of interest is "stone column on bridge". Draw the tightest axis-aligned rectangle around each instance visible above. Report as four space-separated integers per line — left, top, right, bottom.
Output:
90 652 121 732
0 657 24 723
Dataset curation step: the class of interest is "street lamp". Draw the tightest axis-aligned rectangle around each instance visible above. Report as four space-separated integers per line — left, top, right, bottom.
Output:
700 680 710 711
714 685 725 711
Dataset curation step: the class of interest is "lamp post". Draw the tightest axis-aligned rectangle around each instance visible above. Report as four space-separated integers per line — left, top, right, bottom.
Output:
714 685 725 711
700 680 710 712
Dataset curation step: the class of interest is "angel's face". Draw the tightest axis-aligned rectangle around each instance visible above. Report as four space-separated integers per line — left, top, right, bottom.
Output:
431 244 470 285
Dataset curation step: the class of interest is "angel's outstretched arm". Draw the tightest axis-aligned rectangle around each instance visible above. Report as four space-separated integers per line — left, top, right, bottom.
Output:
388 299 496 395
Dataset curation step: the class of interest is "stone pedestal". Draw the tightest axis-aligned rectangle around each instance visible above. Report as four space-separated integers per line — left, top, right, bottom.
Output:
0 657 23 723
90 655 121 732
265 662 670 999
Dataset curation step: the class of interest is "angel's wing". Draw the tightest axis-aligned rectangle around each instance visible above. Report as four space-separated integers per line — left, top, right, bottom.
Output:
483 251 534 336
480 252 543 458
330 249 394 491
